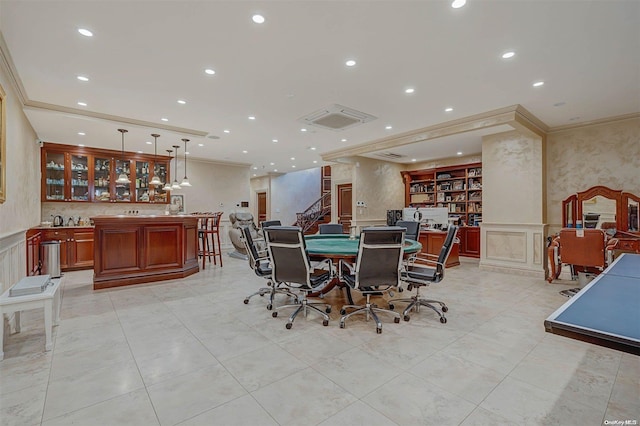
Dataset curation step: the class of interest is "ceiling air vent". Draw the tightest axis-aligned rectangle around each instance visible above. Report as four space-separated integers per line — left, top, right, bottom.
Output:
375 152 405 160
299 104 377 131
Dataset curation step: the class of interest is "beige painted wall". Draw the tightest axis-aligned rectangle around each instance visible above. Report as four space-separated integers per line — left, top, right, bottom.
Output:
270 168 321 226
546 117 640 229
482 130 544 224
353 157 405 223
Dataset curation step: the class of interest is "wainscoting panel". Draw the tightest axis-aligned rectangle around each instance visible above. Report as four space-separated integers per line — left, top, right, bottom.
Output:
480 223 548 278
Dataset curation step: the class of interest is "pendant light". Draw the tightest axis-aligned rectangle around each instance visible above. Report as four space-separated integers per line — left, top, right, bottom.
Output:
115 129 131 184
162 149 173 191
171 145 181 190
180 138 192 187
149 133 162 186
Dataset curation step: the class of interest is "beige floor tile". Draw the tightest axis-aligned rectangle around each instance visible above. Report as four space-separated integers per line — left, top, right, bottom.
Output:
0 383 47 426
177 394 278 426
318 400 399 426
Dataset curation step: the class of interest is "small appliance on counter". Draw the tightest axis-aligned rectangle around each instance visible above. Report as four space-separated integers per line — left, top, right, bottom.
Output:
52 215 64 227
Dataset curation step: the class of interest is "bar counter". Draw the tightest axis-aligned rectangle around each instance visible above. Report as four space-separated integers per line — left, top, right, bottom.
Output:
92 215 199 290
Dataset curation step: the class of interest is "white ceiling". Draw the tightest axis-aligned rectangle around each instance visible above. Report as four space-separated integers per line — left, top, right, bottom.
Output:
1 1 639 176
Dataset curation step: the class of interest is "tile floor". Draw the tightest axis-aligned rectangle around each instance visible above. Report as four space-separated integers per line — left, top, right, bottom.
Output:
1 255 638 426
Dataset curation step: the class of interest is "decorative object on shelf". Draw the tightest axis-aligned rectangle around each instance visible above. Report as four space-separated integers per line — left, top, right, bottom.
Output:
180 138 192 187
115 129 131 184
171 145 181 190
170 194 185 214
149 133 162 186
162 149 173 191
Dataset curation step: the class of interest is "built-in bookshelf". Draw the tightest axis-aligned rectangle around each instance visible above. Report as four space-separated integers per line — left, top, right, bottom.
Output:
401 162 482 226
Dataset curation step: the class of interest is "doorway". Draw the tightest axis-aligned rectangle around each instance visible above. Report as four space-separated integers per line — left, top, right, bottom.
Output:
257 191 267 223
337 183 352 233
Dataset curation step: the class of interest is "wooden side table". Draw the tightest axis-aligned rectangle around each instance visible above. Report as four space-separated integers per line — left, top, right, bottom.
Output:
0 278 62 360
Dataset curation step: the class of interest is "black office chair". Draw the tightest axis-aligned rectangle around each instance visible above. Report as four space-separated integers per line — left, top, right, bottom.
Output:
261 220 282 229
241 226 298 310
395 220 420 241
318 223 344 234
264 226 333 329
338 227 404 333
389 225 458 323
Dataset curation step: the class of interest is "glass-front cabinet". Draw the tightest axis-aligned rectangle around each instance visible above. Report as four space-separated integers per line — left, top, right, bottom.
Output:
93 156 111 202
114 159 132 202
70 154 89 201
44 151 66 201
42 143 170 204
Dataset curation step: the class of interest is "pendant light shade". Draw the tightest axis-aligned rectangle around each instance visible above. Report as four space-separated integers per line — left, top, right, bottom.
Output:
115 129 131 184
149 133 162 185
162 149 173 191
180 138 192 187
171 145 181 190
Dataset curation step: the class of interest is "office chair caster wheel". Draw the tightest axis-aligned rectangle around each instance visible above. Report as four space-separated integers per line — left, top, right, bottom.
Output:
404 315 410 322
339 321 345 329
272 312 278 318
285 323 292 329
325 306 331 313
442 306 448 312
340 309 346 315
398 287 404 293
376 328 382 334
266 304 273 310
243 298 249 304
322 319 329 326
259 293 265 297
407 284 413 291
440 317 447 324
388 303 395 310
394 317 400 324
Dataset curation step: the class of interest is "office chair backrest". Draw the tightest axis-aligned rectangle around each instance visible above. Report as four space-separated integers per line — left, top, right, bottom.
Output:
318 223 344 234
435 225 458 280
265 226 311 286
241 225 264 272
395 220 420 241
261 220 282 229
355 227 405 289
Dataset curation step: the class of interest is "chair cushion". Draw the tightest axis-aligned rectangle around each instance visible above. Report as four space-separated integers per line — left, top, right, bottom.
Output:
402 264 438 282
255 259 272 277
309 270 331 288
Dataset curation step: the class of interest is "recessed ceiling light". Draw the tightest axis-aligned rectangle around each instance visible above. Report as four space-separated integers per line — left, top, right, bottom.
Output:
177 100 186 104
185 151 190 155
161 118 169 122
253 167 258 170
272 139 278 143
78 144 85 147
405 88 415 94
451 0 467 8
248 116 256 120
310 147 316 151
457 151 463 155
300 128 307 132
290 157 295 161
385 125 392 130
341 138 347 142
445 107 453 112
274 169 278 172
223 129 230 133
270 162 275 166
242 150 248 154
146 141 152 145
205 68 216 75
252 14 265 24
313 160 318 164
198 143 204 147
253 174 257 177
411 158 417 162
77 132 85 136
533 81 545 87
77 75 89 82
137 150 143 154
502 51 515 59
77 101 87 106
78 28 93 37
292 165 296 168
345 59 356 67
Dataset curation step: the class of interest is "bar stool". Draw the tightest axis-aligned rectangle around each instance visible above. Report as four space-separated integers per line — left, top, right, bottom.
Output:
199 212 223 268
195 213 214 270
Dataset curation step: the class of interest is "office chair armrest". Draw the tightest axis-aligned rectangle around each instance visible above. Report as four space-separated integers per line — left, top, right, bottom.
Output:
338 259 355 282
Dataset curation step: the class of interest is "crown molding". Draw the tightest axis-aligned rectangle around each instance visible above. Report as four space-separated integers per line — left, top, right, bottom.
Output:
0 31 28 104
547 112 640 134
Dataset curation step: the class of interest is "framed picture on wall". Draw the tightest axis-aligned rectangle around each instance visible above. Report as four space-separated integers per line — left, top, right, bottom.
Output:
170 194 185 213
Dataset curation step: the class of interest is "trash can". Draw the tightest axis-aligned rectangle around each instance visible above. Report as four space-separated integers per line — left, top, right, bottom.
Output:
40 241 61 278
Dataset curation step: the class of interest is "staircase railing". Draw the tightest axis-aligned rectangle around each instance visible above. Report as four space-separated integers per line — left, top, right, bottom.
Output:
295 192 331 233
